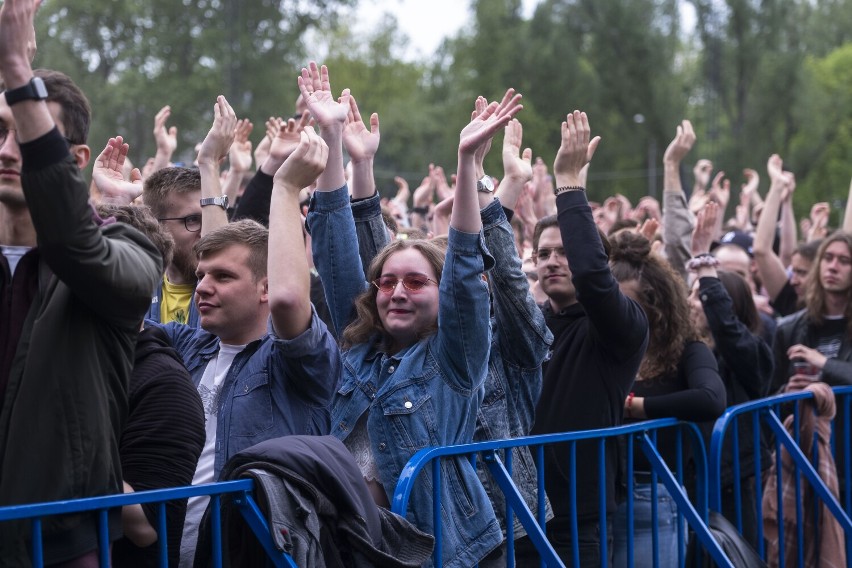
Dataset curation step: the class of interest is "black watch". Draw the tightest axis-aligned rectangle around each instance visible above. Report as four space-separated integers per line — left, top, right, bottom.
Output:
3 77 48 106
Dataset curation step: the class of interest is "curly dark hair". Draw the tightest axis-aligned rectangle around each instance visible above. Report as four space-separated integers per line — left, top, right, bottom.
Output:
609 231 698 381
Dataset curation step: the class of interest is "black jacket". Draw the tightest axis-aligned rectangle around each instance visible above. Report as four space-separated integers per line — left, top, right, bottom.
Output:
194 435 434 568
0 130 161 565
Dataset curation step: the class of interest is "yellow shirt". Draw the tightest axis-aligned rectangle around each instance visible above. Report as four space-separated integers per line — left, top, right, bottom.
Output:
160 275 195 324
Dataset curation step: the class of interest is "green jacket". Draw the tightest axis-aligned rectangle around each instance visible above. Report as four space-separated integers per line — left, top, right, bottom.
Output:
0 129 161 566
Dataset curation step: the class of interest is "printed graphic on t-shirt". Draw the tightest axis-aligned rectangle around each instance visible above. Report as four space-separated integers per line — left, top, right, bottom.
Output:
197 383 221 421
816 317 846 360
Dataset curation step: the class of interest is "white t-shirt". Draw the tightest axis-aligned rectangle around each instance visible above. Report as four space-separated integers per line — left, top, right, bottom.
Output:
1 245 32 277
179 343 246 567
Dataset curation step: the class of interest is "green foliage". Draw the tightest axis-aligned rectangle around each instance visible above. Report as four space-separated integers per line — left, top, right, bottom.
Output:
29 0 852 218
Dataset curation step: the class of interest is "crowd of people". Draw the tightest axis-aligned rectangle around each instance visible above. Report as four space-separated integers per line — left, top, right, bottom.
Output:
1 0 852 566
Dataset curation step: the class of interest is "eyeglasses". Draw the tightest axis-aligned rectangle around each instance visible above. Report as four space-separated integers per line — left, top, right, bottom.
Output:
0 125 79 147
533 247 566 262
0 125 16 147
158 214 202 232
372 274 437 294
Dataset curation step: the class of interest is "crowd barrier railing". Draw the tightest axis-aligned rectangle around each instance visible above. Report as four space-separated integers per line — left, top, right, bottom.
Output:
0 479 299 568
708 385 852 566
392 418 735 568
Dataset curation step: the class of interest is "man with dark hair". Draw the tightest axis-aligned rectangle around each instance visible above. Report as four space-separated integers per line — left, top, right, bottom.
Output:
0 1 162 564
514 111 648 567
143 166 204 325
150 130 340 565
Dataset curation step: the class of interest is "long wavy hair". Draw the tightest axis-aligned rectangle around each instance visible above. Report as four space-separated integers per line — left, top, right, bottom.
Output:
609 231 698 380
805 231 852 337
341 239 446 351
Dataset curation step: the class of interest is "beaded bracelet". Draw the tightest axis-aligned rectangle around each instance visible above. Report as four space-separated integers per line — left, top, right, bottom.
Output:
554 185 585 196
686 253 720 271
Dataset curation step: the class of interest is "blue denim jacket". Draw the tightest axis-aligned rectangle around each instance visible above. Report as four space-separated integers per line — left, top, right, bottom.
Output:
155 309 339 477
147 277 200 327
351 195 554 537
307 186 502 568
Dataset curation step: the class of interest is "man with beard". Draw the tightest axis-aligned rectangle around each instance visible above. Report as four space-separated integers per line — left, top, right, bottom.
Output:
144 167 205 325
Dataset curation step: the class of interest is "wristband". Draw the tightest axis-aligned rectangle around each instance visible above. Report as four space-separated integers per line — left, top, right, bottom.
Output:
626 392 635 419
411 206 429 216
554 185 585 196
686 253 720 271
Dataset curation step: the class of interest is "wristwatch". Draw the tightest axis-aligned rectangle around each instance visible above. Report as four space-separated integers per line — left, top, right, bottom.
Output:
200 196 229 209
476 175 494 193
3 77 48 106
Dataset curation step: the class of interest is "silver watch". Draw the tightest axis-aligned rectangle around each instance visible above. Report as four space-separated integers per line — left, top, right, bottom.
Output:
200 196 229 209
476 175 494 193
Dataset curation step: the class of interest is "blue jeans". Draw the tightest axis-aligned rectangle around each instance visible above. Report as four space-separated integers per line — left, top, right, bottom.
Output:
613 481 683 568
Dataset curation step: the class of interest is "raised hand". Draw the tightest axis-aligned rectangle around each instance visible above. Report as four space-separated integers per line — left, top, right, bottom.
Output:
92 136 143 205
394 176 410 204
227 118 253 173
273 127 329 194
663 119 696 165
413 175 435 209
459 88 523 156
297 62 349 128
342 95 380 163
808 202 830 241
197 95 237 166
254 116 281 167
502 118 533 183
553 110 600 187
691 201 719 256
708 171 730 211
153 105 178 156
472 96 493 178
431 164 453 200
267 113 312 166
693 159 713 191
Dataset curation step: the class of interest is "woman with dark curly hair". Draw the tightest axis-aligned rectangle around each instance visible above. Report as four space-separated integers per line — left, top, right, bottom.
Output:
609 229 726 568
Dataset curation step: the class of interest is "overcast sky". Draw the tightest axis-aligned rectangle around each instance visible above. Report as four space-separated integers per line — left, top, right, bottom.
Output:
352 0 539 60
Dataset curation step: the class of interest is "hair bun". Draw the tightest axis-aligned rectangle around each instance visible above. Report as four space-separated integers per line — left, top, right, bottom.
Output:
609 230 652 263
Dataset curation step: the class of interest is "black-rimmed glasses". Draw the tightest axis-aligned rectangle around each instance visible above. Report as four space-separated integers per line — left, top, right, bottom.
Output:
158 214 202 232
372 274 437 294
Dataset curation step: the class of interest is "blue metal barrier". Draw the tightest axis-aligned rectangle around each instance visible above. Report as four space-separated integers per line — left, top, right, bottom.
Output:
392 418 735 567
708 386 852 565
0 480 299 568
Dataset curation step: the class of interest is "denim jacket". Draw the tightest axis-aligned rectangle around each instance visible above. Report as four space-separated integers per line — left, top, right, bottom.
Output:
146 277 200 327
351 195 554 537
307 186 502 568
155 309 339 477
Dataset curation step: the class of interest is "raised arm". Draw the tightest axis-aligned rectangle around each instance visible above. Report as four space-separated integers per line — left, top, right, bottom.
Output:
662 119 697 280
150 105 178 174
302 62 369 333
555 110 649 359
196 95 236 236
221 118 253 205
269 128 328 339
342 94 380 200
844 177 852 233
0 0 160 327
778 173 797 267
455 88 522 233
752 154 790 302
298 62 348 192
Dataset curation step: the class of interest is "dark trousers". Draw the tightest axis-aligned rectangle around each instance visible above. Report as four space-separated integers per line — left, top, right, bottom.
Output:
514 517 612 568
720 477 759 550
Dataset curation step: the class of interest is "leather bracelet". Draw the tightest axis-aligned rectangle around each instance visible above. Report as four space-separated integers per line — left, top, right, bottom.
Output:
626 392 635 419
554 185 585 196
411 206 429 216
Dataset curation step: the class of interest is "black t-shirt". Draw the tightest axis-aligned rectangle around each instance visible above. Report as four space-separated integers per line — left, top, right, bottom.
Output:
815 316 847 360
770 280 800 317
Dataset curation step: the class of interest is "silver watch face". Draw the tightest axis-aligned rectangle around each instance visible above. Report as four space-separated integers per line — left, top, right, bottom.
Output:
477 176 494 192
